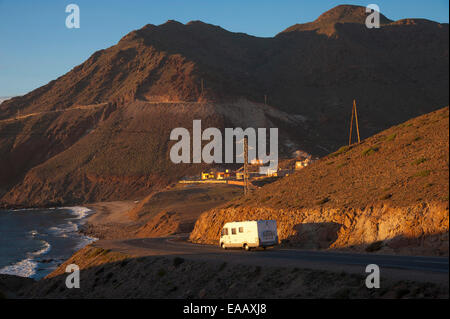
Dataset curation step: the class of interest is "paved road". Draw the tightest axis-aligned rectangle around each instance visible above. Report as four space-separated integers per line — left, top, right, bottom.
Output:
97 237 449 276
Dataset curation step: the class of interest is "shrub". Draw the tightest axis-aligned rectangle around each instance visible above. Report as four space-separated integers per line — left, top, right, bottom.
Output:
385 133 397 142
330 146 350 158
362 146 379 156
412 157 427 165
414 170 431 177
336 162 347 168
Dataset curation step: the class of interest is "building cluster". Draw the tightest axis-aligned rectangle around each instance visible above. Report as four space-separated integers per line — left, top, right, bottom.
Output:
294 157 314 170
197 152 318 182
201 169 253 180
201 160 310 181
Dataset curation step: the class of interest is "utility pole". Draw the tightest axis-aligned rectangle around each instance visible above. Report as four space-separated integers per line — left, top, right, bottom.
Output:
264 94 267 105
243 136 249 196
348 99 361 146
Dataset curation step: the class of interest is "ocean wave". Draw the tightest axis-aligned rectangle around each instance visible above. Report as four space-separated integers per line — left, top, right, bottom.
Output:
0 240 51 278
62 206 93 220
1 206 97 278
0 258 38 278
49 221 78 236
12 206 93 219
62 206 98 243
32 240 51 256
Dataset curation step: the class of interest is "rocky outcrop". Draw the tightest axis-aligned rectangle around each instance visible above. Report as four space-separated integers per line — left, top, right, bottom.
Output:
190 202 449 256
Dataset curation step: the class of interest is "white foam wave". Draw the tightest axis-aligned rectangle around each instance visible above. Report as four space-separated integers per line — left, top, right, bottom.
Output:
62 206 93 220
0 258 38 278
1 206 96 278
32 240 51 256
12 206 93 219
49 221 78 236
0 240 51 278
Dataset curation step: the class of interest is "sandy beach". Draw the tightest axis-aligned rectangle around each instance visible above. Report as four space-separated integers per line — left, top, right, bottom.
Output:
82 201 139 240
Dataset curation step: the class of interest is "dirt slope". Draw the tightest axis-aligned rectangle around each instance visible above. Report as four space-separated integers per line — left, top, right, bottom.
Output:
190 107 449 256
79 184 242 240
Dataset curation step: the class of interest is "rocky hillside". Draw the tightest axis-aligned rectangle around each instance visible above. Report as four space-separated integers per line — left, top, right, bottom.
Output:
190 107 449 256
0 5 448 207
0 100 300 207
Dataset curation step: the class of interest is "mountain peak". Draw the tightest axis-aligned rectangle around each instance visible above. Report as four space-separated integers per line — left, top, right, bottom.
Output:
279 4 392 36
316 5 388 25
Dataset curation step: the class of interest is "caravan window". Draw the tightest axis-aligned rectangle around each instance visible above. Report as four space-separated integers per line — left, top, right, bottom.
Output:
238 227 244 233
222 228 229 236
231 228 236 235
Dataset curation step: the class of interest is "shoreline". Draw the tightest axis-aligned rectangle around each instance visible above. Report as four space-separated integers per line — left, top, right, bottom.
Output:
0 206 98 280
80 201 139 240
1 200 448 299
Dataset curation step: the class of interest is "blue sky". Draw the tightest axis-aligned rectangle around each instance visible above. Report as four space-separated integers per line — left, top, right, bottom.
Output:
0 0 448 97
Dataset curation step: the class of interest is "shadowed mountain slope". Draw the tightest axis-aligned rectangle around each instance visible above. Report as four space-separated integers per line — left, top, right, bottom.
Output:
0 5 448 207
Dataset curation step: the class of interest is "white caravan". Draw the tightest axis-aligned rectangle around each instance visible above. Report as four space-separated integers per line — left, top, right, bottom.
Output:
220 220 278 250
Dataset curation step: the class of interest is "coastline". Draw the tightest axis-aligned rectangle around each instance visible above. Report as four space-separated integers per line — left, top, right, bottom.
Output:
0 206 98 280
80 201 138 240
1 199 448 299
1 199 150 282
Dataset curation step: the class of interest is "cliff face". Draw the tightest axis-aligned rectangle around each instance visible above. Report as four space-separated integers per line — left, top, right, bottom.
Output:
190 107 450 255
1 5 448 207
190 203 449 256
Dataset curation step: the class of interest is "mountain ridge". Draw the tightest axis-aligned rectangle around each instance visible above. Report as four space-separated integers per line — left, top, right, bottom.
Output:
0 4 448 207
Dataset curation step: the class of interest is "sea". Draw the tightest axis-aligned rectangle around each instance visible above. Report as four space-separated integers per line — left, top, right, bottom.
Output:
0 206 97 280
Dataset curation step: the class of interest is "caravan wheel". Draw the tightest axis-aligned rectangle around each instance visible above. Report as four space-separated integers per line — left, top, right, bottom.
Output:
221 243 227 250
244 244 251 251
